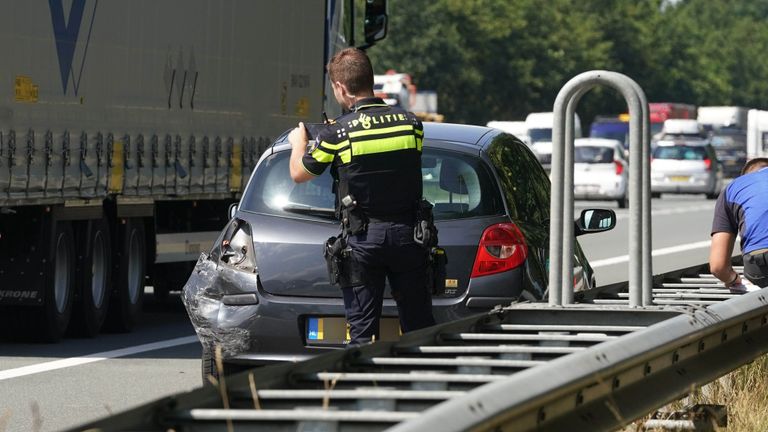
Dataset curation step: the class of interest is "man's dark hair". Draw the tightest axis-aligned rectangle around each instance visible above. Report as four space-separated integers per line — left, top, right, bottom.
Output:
741 157 768 175
327 48 374 95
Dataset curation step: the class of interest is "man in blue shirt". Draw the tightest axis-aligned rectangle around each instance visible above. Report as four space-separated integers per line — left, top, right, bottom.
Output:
710 158 768 289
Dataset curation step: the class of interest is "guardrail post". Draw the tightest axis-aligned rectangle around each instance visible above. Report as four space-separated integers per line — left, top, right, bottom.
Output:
549 71 652 307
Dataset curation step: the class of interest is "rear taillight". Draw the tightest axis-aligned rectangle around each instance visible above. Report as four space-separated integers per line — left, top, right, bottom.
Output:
614 160 624 175
704 158 712 171
471 223 528 278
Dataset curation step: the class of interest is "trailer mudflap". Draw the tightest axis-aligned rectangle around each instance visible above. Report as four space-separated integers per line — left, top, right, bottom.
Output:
181 253 256 357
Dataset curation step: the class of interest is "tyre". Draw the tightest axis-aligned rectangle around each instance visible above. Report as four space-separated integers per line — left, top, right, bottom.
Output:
651 192 661 199
38 221 76 342
106 218 146 332
70 218 112 337
617 195 628 209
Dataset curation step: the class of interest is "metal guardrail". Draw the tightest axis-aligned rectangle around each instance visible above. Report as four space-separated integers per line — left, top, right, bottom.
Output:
71 264 768 432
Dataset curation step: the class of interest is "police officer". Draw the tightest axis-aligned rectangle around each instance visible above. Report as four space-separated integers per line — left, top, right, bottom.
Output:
288 48 435 344
710 157 768 290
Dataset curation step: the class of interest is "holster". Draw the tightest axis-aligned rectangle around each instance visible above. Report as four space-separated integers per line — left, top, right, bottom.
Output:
414 199 438 247
427 246 448 295
324 235 365 288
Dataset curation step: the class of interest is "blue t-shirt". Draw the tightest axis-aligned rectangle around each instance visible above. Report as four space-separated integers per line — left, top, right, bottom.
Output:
711 167 768 254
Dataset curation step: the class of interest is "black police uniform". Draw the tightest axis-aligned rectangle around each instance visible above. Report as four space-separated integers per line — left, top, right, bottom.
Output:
301 97 436 344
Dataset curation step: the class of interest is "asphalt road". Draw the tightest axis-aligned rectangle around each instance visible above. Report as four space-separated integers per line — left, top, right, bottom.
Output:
0 193 725 432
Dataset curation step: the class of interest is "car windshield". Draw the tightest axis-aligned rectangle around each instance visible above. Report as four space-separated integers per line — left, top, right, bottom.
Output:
239 148 503 221
653 145 708 160
575 146 614 163
711 134 746 147
528 128 552 143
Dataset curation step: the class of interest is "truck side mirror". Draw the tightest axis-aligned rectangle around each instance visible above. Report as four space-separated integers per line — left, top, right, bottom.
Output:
576 208 616 235
228 203 238 220
363 0 388 46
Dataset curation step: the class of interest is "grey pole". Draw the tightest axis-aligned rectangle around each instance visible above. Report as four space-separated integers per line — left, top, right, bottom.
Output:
549 71 645 307
627 80 653 306
548 101 566 306
561 88 590 305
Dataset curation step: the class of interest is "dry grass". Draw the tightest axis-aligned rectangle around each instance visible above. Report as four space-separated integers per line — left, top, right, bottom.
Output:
623 354 768 431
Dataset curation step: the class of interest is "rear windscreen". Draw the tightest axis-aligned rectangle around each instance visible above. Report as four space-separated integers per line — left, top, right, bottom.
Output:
652 146 707 160
239 148 503 221
575 146 614 163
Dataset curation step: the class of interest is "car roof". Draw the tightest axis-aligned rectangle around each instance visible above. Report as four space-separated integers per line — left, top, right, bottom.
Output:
654 140 711 149
423 122 494 146
574 138 622 147
271 122 497 152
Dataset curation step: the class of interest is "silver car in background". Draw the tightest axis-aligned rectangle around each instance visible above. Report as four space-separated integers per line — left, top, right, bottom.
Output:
650 140 724 199
573 138 629 208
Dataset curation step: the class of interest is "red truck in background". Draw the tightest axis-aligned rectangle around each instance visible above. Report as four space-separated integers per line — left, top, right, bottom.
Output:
649 102 698 136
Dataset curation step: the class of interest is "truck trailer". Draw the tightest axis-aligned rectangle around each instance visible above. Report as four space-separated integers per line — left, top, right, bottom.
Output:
0 0 388 341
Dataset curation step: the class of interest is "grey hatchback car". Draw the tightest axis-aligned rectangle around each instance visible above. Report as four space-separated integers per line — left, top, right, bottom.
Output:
183 122 607 377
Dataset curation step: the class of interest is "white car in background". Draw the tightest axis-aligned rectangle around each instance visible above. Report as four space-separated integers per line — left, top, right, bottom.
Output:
651 140 724 199
573 138 629 208
531 140 553 173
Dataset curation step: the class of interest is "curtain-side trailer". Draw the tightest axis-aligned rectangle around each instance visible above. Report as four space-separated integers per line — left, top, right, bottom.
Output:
0 0 388 341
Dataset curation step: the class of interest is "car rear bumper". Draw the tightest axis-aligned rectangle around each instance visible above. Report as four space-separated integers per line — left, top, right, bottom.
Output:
184 254 527 364
651 177 714 194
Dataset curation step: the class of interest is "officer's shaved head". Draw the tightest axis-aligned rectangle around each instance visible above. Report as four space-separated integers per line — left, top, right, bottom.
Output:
741 157 768 175
327 48 374 95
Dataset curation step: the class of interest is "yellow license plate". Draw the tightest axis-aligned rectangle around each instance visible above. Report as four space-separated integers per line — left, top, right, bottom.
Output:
669 176 690 182
306 316 401 346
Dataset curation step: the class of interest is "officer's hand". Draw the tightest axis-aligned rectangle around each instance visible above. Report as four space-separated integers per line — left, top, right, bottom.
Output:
289 122 309 152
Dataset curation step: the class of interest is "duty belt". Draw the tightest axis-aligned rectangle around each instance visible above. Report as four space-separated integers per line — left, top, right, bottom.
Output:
367 213 415 224
747 248 768 256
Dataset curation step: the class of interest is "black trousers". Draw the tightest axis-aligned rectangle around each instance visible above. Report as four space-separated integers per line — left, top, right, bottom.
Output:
342 222 436 345
744 250 768 288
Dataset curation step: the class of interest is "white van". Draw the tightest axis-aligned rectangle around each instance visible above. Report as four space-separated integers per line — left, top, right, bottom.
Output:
486 121 529 144
525 112 582 144
747 109 768 159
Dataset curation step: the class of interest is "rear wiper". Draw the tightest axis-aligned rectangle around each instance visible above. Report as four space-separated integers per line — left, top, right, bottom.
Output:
282 203 336 218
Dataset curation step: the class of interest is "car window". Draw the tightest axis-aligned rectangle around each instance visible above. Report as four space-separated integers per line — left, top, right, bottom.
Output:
575 146 614 163
422 148 503 220
239 148 503 221
485 133 550 222
240 151 337 220
652 145 707 160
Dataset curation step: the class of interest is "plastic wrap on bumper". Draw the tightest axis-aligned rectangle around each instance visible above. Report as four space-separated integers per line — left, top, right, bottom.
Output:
181 253 258 358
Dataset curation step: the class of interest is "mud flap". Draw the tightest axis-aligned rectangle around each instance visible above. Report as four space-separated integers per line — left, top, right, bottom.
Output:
181 253 256 357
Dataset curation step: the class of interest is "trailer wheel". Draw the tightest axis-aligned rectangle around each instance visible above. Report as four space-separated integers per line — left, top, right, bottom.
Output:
38 221 76 342
106 218 146 332
71 218 112 337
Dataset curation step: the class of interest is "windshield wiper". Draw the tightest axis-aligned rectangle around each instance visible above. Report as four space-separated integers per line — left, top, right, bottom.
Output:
282 203 336 218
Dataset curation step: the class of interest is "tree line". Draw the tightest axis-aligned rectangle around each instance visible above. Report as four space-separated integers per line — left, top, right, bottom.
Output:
367 0 768 127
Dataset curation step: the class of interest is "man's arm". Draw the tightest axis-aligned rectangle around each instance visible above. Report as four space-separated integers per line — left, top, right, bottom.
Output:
289 123 315 183
709 231 740 286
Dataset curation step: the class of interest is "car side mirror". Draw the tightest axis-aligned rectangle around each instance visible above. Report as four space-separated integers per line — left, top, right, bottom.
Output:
576 208 616 235
228 202 238 219
363 0 388 47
